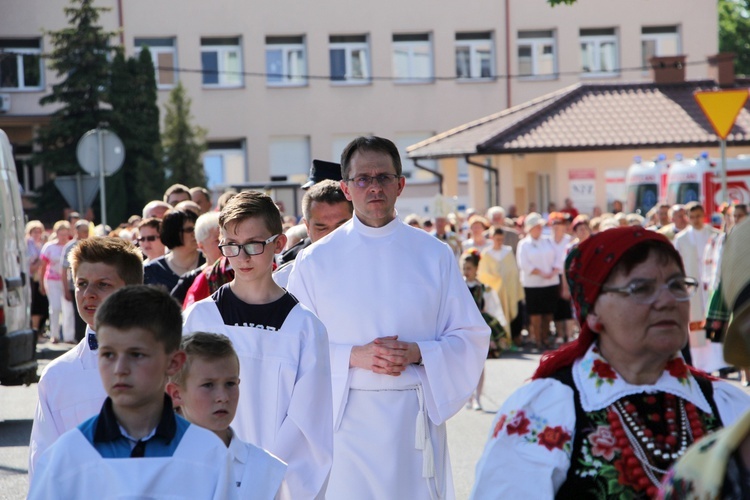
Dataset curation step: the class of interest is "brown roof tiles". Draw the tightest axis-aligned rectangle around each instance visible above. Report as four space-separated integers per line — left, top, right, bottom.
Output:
407 80 750 159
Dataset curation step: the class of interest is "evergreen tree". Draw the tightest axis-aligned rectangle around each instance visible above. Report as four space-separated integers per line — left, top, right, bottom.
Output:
32 0 117 220
109 48 164 222
162 82 207 188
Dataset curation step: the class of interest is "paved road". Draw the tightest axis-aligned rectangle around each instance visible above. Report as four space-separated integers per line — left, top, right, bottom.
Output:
2 344 748 499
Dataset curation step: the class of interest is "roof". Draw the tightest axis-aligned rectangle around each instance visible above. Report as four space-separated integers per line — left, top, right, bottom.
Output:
407 79 750 159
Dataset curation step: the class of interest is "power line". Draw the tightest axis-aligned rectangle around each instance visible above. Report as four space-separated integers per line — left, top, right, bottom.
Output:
0 48 715 84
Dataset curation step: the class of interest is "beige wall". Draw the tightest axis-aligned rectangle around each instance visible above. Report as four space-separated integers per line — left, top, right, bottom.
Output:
0 0 719 216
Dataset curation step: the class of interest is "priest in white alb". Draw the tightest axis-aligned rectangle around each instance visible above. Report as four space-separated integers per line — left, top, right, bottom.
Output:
287 136 490 500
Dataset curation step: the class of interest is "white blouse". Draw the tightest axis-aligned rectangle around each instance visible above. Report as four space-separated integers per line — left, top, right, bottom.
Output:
516 235 559 288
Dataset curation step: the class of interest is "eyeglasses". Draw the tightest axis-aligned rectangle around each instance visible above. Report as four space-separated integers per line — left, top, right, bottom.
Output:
601 276 699 305
345 174 401 189
218 234 280 257
137 235 159 243
181 226 195 233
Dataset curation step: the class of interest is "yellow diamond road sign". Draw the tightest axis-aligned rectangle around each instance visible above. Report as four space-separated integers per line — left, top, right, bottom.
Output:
694 89 749 140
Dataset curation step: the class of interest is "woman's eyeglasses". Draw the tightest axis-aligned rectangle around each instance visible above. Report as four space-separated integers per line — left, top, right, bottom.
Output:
601 276 699 305
137 235 159 243
218 234 280 257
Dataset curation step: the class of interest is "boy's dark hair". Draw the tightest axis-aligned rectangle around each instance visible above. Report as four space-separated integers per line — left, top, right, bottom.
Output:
70 237 144 285
685 201 704 214
301 179 352 221
160 209 198 249
170 332 239 387
95 285 183 352
219 190 283 236
340 136 402 180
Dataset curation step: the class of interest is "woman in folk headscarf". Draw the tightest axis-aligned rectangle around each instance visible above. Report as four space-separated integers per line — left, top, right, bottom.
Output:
471 226 750 499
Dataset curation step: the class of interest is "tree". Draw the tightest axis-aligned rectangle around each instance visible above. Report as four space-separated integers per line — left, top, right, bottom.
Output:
109 48 164 221
32 0 117 220
162 82 207 188
720 0 750 76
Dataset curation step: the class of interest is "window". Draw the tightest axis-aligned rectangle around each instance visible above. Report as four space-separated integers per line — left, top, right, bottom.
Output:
517 30 557 78
265 36 307 86
269 136 310 180
0 38 42 90
329 35 370 84
200 37 242 87
203 140 246 188
580 28 618 75
641 26 680 69
392 34 433 83
134 37 177 88
455 32 494 80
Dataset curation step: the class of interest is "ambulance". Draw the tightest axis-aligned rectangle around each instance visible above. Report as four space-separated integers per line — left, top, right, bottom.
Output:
666 152 750 215
625 154 668 214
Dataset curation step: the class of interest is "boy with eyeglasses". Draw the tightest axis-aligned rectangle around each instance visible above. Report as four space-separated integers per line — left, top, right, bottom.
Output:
183 190 333 500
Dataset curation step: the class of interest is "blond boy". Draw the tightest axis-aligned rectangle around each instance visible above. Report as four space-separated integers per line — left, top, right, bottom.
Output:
168 332 287 499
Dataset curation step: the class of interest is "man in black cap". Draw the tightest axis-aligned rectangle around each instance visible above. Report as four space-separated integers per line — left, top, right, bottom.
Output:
278 159 342 265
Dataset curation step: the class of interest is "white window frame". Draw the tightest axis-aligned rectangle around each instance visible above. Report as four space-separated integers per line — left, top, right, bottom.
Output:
134 38 177 89
0 39 43 91
200 38 243 88
517 31 557 80
203 141 246 188
641 26 681 70
329 35 370 85
265 36 307 87
455 32 495 81
392 34 433 83
579 29 618 77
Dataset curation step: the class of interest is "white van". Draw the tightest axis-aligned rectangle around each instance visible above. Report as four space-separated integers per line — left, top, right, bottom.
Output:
0 129 37 385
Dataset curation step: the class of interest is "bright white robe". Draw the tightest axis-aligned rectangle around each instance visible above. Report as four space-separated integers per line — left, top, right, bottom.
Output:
228 429 287 500
470 344 750 499
674 225 724 371
28 326 105 480
287 214 490 500
28 423 236 500
183 300 333 500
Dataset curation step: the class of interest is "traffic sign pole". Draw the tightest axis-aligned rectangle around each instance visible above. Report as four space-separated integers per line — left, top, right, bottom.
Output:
721 139 727 204
98 127 108 227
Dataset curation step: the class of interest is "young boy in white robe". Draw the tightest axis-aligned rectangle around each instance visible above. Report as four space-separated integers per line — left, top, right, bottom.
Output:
28 237 144 479
183 190 333 499
28 286 235 500
167 331 287 499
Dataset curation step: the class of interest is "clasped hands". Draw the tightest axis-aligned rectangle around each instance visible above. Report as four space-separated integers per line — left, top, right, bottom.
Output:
350 336 421 376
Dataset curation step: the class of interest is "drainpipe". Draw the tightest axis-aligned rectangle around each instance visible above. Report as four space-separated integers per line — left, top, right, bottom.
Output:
117 0 125 46
465 155 500 207
413 159 444 195
505 0 512 107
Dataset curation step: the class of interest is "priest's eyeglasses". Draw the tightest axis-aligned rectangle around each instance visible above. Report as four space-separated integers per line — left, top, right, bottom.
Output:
345 174 400 189
601 276 698 304
218 234 280 257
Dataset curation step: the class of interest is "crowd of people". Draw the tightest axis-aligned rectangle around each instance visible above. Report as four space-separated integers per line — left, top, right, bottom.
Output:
22 135 750 499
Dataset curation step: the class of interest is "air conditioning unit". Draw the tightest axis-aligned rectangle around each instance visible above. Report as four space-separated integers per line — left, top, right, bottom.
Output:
0 94 10 113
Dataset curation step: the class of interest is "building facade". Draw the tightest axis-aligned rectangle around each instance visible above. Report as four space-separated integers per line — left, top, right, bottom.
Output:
0 0 717 217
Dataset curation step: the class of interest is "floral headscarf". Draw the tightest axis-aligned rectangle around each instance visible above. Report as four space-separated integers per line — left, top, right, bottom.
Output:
533 226 681 379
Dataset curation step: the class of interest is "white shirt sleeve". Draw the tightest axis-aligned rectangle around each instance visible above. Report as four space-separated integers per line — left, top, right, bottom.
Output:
713 380 750 426
471 378 576 499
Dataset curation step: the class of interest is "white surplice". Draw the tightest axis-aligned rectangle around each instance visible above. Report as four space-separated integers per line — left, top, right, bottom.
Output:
28 326 105 480
227 428 287 500
183 300 333 500
28 423 236 500
287 214 490 500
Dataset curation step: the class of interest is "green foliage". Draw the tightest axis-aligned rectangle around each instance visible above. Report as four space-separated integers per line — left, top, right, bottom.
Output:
32 0 117 220
109 48 164 222
162 82 207 188
547 0 577 4
719 0 750 76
